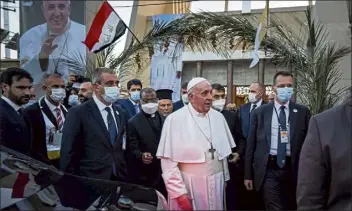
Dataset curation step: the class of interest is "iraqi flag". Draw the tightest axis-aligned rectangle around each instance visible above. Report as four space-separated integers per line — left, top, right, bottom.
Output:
83 1 127 53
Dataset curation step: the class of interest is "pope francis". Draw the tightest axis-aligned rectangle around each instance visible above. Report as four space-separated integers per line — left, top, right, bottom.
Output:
157 77 237 210
20 0 86 84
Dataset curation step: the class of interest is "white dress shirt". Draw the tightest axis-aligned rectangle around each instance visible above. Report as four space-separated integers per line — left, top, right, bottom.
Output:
42 97 66 144
93 95 118 132
270 100 291 156
1 96 21 114
250 99 263 112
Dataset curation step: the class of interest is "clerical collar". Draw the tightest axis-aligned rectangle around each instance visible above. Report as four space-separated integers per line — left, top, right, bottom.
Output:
142 110 156 118
47 18 72 36
188 103 208 118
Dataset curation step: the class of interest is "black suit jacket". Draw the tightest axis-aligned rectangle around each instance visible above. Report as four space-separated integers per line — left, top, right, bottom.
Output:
239 101 267 138
0 98 32 155
127 112 164 186
297 101 352 210
173 100 184 112
221 110 246 158
60 99 128 180
24 97 67 164
245 102 311 191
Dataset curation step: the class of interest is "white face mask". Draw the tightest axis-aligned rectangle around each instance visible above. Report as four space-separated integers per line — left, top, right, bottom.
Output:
68 95 80 106
212 99 226 111
181 94 189 104
248 93 259 103
102 86 120 104
50 88 66 102
141 103 158 115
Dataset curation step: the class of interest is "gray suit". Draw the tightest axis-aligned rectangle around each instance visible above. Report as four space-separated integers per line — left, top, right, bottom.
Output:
297 100 352 210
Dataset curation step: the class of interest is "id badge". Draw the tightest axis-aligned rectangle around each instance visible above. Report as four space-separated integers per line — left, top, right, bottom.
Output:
53 132 63 146
122 133 127 150
280 130 288 144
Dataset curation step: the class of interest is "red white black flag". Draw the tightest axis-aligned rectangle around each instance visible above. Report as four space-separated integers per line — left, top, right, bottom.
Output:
83 1 127 53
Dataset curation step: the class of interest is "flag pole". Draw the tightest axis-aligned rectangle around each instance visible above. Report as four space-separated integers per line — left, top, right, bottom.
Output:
264 0 270 56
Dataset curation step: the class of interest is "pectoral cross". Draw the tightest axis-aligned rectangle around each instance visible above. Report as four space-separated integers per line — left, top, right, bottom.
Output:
209 144 216 160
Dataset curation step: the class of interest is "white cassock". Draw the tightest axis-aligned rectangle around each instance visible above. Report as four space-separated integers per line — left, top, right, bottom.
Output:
20 19 86 84
156 103 236 210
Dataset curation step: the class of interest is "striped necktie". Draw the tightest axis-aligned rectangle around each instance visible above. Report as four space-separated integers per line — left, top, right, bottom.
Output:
55 107 63 130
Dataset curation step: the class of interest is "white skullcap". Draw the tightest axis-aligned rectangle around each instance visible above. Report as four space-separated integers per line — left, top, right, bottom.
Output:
187 77 207 93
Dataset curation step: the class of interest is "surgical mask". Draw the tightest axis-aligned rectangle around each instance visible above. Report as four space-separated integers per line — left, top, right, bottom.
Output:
130 91 140 102
68 95 80 107
276 87 294 103
248 93 259 103
102 86 120 103
50 88 66 102
141 103 158 115
212 99 226 111
181 94 189 104
23 99 37 108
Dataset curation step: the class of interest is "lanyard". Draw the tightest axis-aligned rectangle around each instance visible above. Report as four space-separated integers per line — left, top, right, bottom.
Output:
273 106 289 130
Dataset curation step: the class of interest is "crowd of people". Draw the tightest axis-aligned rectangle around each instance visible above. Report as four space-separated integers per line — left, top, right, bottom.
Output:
0 66 351 210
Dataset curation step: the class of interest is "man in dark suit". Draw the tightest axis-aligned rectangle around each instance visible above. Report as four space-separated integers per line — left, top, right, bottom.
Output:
60 67 128 207
173 81 188 112
115 79 142 119
211 83 246 210
297 97 352 210
239 82 266 139
127 88 166 197
244 71 311 210
0 67 33 155
25 73 68 167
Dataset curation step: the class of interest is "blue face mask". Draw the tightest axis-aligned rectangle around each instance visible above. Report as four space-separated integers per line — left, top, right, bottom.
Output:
130 91 140 102
23 99 37 108
276 87 294 103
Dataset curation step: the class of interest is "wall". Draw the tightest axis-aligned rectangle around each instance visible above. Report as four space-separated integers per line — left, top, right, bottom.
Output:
182 60 286 86
313 1 351 90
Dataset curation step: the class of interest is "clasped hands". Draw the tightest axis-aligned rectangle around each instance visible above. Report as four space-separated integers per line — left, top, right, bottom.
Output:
142 152 153 164
228 152 240 164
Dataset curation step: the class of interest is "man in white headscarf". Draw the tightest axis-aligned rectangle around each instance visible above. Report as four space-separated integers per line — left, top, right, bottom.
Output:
20 0 86 85
156 77 237 210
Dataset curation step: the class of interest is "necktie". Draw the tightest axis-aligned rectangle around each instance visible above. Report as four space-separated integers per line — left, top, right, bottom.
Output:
55 107 63 130
105 107 118 175
277 105 287 168
17 108 24 116
134 104 139 114
250 104 257 113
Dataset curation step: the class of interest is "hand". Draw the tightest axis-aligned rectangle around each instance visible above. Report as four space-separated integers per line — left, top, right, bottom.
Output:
176 194 193 210
176 71 182 79
67 75 76 86
142 152 153 164
244 179 253 190
229 153 240 164
39 35 58 58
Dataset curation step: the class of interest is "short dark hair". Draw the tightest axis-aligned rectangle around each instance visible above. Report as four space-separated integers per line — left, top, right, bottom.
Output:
140 87 155 98
211 83 225 92
181 82 189 89
127 79 142 90
0 67 33 87
80 77 92 83
273 71 293 85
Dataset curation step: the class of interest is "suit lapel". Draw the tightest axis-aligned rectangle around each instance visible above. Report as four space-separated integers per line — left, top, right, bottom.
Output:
289 103 298 141
40 98 58 129
264 103 274 145
0 99 26 128
112 106 122 148
87 100 110 144
60 105 68 117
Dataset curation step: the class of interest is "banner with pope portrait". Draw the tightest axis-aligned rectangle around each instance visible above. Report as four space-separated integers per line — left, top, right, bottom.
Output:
19 0 86 85
150 14 184 102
